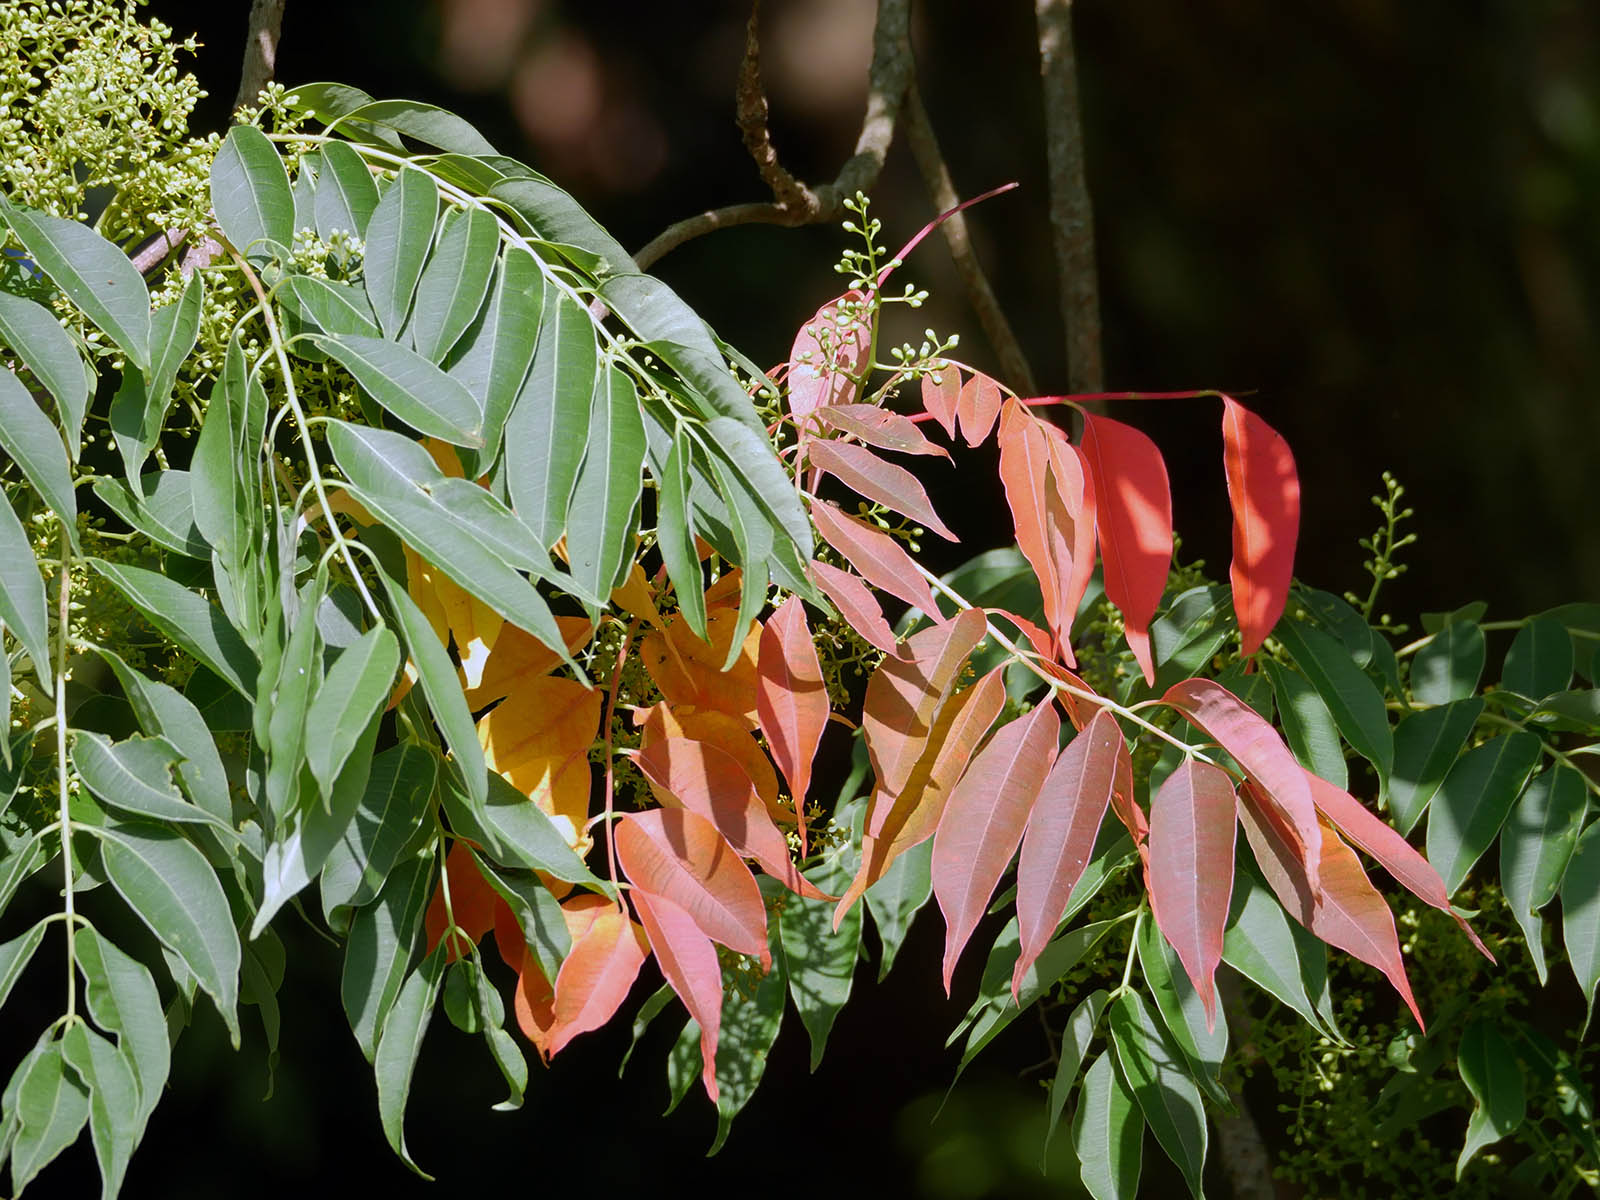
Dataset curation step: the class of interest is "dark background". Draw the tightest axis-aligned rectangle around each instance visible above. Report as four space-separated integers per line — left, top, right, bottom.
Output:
24 1 1600 1196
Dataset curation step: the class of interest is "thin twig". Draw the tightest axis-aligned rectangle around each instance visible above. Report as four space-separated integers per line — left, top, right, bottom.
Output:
234 0 288 115
736 0 817 217
901 79 1038 395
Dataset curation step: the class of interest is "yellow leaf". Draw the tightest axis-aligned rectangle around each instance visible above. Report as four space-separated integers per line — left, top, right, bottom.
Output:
434 571 504 690
639 606 760 728
610 562 662 625
479 676 603 856
635 703 786 821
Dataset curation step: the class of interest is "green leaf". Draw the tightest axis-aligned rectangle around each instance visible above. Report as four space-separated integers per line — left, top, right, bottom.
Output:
278 274 381 341
446 247 544 473
72 731 231 831
1275 618 1392 784
74 928 169 1134
304 626 400 801
1150 585 1233 690
1222 869 1340 1041
1502 616 1573 700
0 830 49 915
777 842 860 1070
702 413 813 562
1262 657 1347 789
441 770 608 893
281 82 399 148
335 99 498 156
374 946 446 1179
654 426 708 641
259 570 326 821
469 851 571 984
343 855 433 1062
1386 698 1483 834
619 985 674 1078
0 290 88 459
91 472 210 559
0 364 78 551
1043 990 1107 1165
707 948 787 1155
407 205 499 363
314 138 380 238
211 125 294 260
0 197 150 370
567 363 645 600
1412 621 1486 705
59 1023 139 1200
363 165 438 338
319 744 437 931
8 1038 89 1193
88 559 258 697
117 271 204 478
1500 766 1587 983
0 922 46 1015
311 332 484 447
1455 1018 1525 1178
1425 731 1542 894
504 286 597 547
93 819 241 1045
1073 1050 1143 1200
707 454 772 669
1136 916 1229 1107
489 176 635 277
0 493 52 695
1561 818 1600 1030
1108 990 1207 1198
865 837 933 981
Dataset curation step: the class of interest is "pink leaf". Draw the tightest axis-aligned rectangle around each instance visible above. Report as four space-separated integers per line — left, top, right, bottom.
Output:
1163 677 1322 898
811 500 942 619
1221 396 1299 657
1081 413 1172 684
921 366 961 438
1014 709 1122 1000
996 400 1067 656
615 808 769 968
1146 759 1237 1030
806 439 959 542
814 405 951 459
787 290 870 420
809 561 899 655
546 906 650 1057
1110 734 1149 852
957 371 1004 447
757 595 828 852
1042 428 1098 653
933 702 1061 994
631 888 724 1102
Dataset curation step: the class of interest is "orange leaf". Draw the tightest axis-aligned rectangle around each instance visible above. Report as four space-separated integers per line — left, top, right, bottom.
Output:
806 440 959 542
1110 732 1148 853
811 500 941 619
933 702 1061 993
425 841 503 960
956 371 1003 447
639 606 761 728
462 616 594 708
813 404 951 460
1221 397 1299 657
615 808 770 968
513 951 556 1057
632 888 724 1102
757 595 829 848
787 290 870 419
809 561 900 656
996 400 1069 659
861 608 987 800
479 675 603 857
1042 427 1098 656
921 367 962 437
635 704 783 821
1014 709 1122 999
546 905 650 1056
1080 413 1172 685
1146 759 1237 1031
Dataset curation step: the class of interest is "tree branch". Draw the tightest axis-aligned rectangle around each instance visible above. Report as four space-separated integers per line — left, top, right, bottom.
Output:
234 0 287 115
1034 0 1103 395
902 80 1039 395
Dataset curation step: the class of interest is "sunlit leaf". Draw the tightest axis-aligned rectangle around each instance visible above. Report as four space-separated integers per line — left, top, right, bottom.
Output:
546 904 650 1056
809 560 899 655
787 290 869 418
1274 618 1392 784
813 404 950 459
1412 621 1486 705
956 370 1003 447
567 363 645 599
1500 766 1587 983
406 205 499 363
1501 616 1573 700
1072 1050 1143 1200
0 290 88 459
0 364 78 550
374 947 446 1179
363 165 438 338
807 439 957 542
1425 732 1542 894
1108 991 1207 1197
1386 698 1482 834
211 124 293 260
1560 818 1600 1029
632 889 724 1103
921 364 961 437
0 494 52 695
1220 396 1298 658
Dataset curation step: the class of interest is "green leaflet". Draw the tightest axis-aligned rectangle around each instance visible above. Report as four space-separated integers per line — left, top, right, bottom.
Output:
111 270 203 484
88 559 258 697
708 947 787 1156
707 451 773 670
375 946 447 1179
1150 584 1234 692
1274 617 1393 784
319 744 437 932
1135 916 1229 1107
92 472 210 559
1222 870 1341 1041
1561 818 1600 1030
1412 620 1486 705
0 363 78 551
59 1023 139 1200
1455 1018 1525 1179
566 362 646 601
1042 990 1107 1165
311 332 483 447
8 1038 89 1193
1425 732 1542 894
1262 657 1347 789
0 289 88 459
1500 766 1587 984
260 570 326 822
1073 1050 1143 1200
363 165 438 338
74 928 170 1136
656 426 708 641
0 922 46 1016
210 124 294 260
278 275 381 342
71 731 231 831
0 492 52 695
406 205 499 363
336 99 498 156
489 176 634 277
445 247 544 474
1386 698 1483 835
470 852 571 984
440 770 608 893
1501 616 1573 701
314 138 380 239
343 855 433 1063
1108 990 1207 1198
0 196 151 370
777 841 861 1071
304 626 400 802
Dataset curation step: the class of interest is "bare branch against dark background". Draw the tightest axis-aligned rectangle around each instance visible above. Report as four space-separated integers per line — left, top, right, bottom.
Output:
234 0 287 114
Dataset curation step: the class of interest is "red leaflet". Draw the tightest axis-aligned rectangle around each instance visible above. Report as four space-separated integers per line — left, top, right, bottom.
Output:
632 737 829 901
933 702 1062 994
1081 413 1173 685
545 905 651 1056
787 290 870 420
809 561 899 655
1146 759 1237 1030
757 595 828 853
1221 396 1299 657
997 400 1070 659
1110 735 1148 852
1238 787 1423 1029
921 366 961 437
861 608 987 800
631 888 724 1103
957 371 1004 447
1042 430 1098 654
814 405 951 459
1014 709 1122 1000
425 841 502 960
1303 769 1492 961
806 439 959 542
811 500 941 619
1163 677 1322 898
615 808 770 968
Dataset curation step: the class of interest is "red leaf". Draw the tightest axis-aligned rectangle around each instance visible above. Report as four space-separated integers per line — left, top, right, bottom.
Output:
1146 759 1237 1030
811 500 941 618
806 439 959 542
1081 413 1173 684
1014 709 1122 999
957 371 1004 447
632 888 724 1103
1042 428 1098 653
809 561 899 655
546 905 650 1056
757 595 828 852
862 608 987 800
425 841 502 960
615 808 769 967
1238 786 1424 1029
1110 733 1148 851
997 400 1066 655
933 702 1061 993
921 367 961 437
1163 677 1322 897
814 405 951 459
632 737 829 901
1304 769 1492 961
787 290 870 420
1221 397 1299 657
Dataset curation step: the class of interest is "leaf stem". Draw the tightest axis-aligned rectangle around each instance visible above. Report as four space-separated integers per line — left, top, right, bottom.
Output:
1478 709 1600 803
600 617 642 898
53 529 76 1020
